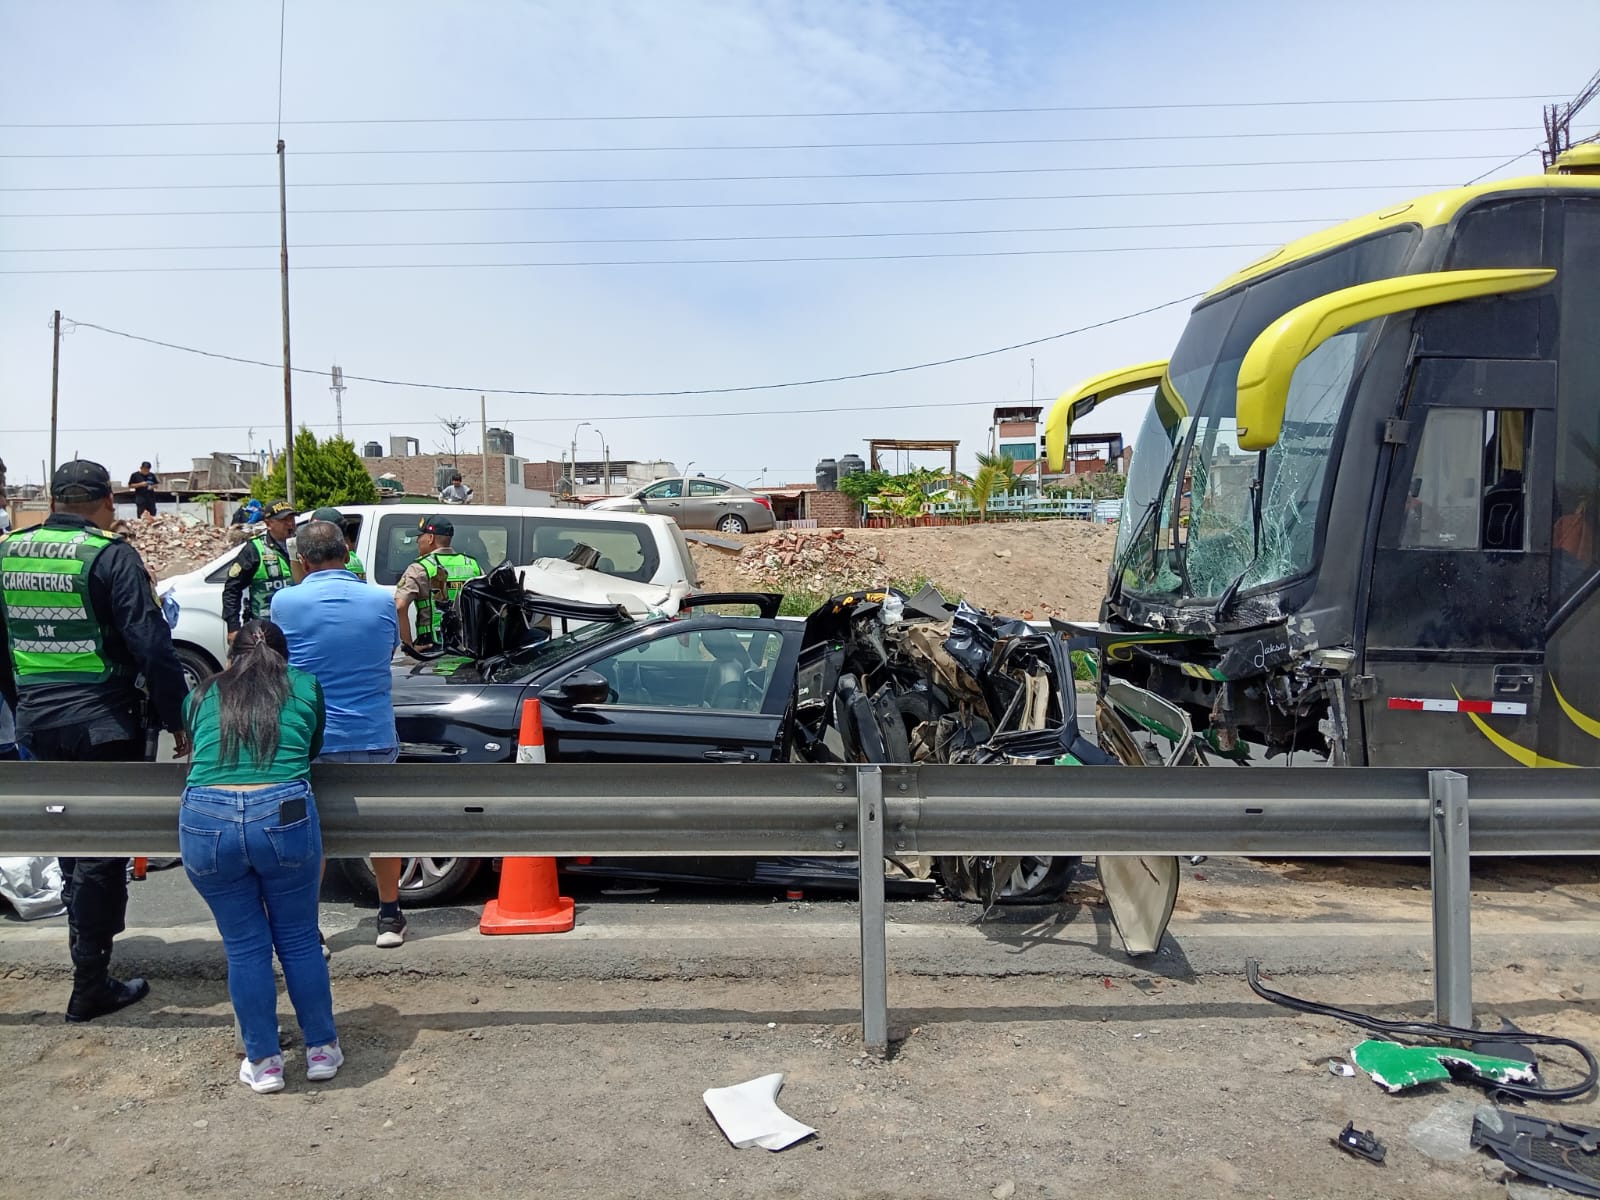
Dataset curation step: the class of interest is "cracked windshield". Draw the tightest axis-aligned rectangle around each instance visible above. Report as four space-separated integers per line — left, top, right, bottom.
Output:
1117 229 1419 603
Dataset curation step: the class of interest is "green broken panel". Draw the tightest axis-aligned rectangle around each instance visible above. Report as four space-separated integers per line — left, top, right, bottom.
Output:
429 656 476 678
1351 1040 1539 1094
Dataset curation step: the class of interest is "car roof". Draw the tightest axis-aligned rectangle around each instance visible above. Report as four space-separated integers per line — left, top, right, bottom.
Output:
322 503 679 528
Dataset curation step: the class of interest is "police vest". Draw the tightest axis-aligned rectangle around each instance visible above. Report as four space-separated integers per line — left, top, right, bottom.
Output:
415 550 478 641
0 525 130 687
247 537 293 618
347 551 366 582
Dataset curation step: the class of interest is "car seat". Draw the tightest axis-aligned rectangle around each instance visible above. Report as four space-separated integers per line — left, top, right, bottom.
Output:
700 630 754 710
1482 477 1525 550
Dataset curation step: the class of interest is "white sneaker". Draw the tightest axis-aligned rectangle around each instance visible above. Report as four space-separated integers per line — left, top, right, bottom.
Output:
306 1041 344 1082
240 1054 286 1093
375 913 407 948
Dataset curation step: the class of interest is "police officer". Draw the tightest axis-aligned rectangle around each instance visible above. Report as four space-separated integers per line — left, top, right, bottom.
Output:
0 459 190 1021
311 507 365 581
222 498 296 641
395 516 478 653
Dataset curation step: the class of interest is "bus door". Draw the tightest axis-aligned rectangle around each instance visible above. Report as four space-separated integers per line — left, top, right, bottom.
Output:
1360 356 1554 766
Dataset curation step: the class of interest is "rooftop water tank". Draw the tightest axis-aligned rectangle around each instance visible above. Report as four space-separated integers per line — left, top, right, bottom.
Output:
487 427 515 456
362 441 383 458
815 457 838 491
838 453 866 478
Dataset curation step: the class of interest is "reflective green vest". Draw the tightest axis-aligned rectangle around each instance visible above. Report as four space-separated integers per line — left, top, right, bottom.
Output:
247 537 292 619
0 525 129 687
347 551 366 582
415 550 477 641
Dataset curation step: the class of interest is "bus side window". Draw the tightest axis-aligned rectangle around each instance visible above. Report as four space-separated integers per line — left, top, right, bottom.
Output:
1402 409 1529 552
1553 200 1600 603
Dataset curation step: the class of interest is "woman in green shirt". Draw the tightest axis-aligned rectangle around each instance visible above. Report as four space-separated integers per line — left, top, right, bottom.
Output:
181 619 343 1093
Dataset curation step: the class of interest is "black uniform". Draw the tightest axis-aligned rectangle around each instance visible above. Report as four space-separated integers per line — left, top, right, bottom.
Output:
0 510 188 1021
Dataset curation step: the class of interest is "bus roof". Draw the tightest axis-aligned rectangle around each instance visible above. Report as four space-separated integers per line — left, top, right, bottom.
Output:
1205 170 1600 299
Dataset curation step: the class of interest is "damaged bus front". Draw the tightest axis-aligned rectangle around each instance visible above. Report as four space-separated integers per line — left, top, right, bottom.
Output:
1050 150 1600 767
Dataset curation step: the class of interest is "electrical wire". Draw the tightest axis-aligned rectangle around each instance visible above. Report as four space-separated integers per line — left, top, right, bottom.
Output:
0 154 1513 192
0 243 1278 275
0 216 1344 254
1246 961 1597 1103
0 126 1538 158
0 94 1560 129
39 293 1201 406
0 180 1452 219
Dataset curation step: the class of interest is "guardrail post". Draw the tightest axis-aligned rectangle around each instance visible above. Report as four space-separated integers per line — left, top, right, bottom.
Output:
1429 769 1473 1028
857 765 889 1056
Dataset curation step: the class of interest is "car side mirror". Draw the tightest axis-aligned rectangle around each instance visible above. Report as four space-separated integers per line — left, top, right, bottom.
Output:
544 668 611 708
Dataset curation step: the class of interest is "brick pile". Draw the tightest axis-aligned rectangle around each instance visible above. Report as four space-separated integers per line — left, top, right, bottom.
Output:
735 528 888 595
116 514 232 580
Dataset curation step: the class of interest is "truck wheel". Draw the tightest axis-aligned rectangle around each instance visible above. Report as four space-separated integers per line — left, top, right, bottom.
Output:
339 856 483 904
174 644 220 690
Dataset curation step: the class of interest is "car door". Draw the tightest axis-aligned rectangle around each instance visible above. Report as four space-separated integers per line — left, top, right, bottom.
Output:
536 620 795 763
635 478 685 521
685 478 731 528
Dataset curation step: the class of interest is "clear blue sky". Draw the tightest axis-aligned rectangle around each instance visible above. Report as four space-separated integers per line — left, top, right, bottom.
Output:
1 1 1595 488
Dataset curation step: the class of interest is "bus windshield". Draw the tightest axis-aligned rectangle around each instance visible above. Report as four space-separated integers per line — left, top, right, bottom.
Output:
1116 228 1420 605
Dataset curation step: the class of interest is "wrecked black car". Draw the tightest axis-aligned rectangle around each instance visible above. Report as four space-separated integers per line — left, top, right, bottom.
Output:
365 564 1182 951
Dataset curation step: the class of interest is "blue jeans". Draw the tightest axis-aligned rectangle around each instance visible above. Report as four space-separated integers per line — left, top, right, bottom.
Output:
179 781 336 1060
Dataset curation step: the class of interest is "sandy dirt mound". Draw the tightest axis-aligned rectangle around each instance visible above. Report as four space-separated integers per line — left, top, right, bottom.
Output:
696 520 1116 620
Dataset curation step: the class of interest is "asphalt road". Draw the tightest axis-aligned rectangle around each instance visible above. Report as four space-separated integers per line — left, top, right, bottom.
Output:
4 854 1596 987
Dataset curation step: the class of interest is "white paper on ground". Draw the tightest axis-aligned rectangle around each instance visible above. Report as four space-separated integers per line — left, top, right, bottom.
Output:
702 1073 816 1151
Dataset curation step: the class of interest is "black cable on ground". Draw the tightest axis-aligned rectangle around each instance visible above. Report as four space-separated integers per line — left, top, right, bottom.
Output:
1245 959 1598 1102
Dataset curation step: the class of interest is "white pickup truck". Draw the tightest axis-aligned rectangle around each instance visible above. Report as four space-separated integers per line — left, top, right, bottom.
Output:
161 504 702 684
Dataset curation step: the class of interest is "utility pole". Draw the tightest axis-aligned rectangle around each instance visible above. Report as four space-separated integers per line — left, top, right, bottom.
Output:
1031 357 1042 498
277 139 295 507
1543 68 1600 168
329 364 345 437
48 309 61 478
480 395 489 502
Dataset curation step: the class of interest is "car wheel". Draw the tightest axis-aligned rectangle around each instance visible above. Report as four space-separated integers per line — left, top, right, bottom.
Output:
936 856 1080 904
174 644 220 690
339 856 483 904
717 514 748 535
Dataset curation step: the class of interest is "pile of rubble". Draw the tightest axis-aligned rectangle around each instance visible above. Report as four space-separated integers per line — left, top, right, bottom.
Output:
735 528 889 595
116 514 232 580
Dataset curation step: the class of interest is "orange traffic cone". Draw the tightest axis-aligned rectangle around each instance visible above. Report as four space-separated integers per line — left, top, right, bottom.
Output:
480 699 575 935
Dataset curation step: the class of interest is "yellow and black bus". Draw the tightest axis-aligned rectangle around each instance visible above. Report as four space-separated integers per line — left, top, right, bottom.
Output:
1048 146 1600 767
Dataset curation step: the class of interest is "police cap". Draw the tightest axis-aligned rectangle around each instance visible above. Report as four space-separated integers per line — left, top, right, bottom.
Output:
51 459 114 502
418 515 454 537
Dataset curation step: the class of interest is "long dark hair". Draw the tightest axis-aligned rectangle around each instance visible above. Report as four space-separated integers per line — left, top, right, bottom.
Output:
192 619 291 767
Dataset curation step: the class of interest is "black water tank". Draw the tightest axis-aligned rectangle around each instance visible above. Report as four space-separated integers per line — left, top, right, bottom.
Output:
487 427 515 456
838 453 866 479
362 441 383 458
815 458 838 491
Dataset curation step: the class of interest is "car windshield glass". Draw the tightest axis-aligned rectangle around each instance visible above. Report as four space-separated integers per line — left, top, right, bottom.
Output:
1119 228 1419 603
484 615 652 682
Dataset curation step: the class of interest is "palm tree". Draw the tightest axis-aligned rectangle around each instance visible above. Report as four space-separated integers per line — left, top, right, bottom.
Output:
959 453 1011 522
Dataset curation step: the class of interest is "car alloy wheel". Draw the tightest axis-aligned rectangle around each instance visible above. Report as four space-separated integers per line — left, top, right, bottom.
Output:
717 514 748 534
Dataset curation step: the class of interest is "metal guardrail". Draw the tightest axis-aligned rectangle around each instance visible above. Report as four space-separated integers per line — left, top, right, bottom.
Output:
4 762 1598 1053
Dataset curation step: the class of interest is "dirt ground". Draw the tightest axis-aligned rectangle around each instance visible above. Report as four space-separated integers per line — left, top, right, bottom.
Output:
695 521 1117 619
1 967 1594 1200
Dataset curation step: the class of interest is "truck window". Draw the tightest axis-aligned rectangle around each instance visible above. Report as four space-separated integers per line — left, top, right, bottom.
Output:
374 514 520 585
523 519 659 583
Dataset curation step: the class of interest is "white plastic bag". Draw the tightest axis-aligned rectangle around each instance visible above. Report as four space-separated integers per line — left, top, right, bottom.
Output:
0 856 66 920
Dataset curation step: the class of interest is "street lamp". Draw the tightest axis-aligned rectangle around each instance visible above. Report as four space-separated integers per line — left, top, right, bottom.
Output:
569 422 593 496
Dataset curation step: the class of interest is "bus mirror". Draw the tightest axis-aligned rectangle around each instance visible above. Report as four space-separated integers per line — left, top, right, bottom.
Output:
1044 360 1169 471
1234 267 1556 452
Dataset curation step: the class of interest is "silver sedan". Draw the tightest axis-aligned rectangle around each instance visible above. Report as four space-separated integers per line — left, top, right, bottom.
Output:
589 476 776 534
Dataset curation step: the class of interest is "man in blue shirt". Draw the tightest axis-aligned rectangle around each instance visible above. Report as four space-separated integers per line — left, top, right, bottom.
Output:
271 518 409 949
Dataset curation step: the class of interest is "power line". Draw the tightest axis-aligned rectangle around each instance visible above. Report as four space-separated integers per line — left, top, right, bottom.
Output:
49 293 1200 403
1463 144 1544 185
0 179 1453 219
0 216 1344 254
0 94 1561 129
0 125 1538 158
0 242 1275 275
0 153 1514 192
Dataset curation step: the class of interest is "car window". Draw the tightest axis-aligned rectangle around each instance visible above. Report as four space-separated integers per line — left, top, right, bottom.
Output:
642 480 682 499
375 513 520 585
523 518 659 582
688 479 728 497
583 627 783 712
